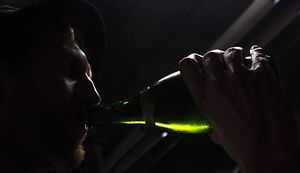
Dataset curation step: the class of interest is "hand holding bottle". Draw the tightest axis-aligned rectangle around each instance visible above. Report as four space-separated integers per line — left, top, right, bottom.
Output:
179 46 300 173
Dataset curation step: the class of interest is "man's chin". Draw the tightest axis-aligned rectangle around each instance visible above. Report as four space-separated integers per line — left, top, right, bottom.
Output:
47 144 85 172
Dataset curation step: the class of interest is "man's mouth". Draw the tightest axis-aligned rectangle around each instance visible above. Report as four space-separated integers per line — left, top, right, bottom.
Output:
78 115 88 130
78 109 93 129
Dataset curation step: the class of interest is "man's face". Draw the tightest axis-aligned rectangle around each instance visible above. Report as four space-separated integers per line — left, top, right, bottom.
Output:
0 26 101 171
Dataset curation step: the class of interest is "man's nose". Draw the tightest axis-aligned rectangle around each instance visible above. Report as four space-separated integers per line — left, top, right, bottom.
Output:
74 74 101 108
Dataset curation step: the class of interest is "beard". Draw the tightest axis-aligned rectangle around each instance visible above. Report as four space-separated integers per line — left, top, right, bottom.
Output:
3 82 89 172
33 116 88 171
5 122 87 172
4 106 88 172
45 139 86 172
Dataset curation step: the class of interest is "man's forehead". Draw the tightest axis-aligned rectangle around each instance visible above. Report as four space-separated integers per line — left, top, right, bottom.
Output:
39 25 77 47
41 25 91 63
36 28 86 61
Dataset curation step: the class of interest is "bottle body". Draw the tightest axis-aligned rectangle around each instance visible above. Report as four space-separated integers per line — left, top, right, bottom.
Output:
83 71 210 134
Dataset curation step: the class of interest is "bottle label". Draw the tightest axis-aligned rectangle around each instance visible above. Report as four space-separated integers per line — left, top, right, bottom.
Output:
139 87 156 126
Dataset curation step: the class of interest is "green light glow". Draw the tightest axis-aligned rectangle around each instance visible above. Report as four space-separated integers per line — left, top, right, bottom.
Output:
118 121 210 134
155 122 210 134
119 121 146 125
118 101 129 105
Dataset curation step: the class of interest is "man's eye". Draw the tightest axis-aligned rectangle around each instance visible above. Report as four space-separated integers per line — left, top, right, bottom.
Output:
58 58 78 79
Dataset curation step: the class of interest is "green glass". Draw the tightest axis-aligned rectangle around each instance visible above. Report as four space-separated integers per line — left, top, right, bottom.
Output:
83 71 211 134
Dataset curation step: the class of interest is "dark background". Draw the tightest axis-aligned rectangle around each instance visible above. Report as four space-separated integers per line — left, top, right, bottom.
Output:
2 0 300 172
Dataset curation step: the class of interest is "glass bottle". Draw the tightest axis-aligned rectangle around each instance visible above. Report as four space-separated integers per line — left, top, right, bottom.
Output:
82 71 210 134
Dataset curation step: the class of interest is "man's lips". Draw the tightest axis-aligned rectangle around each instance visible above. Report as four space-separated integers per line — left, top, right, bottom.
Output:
66 116 89 146
64 111 89 140
78 114 89 131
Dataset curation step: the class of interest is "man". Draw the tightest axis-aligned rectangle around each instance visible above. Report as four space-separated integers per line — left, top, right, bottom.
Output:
1 1 300 173
0 0 104 172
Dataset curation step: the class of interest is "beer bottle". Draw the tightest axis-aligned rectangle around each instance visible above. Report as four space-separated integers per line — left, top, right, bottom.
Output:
82 56 278 134
83 71 210 134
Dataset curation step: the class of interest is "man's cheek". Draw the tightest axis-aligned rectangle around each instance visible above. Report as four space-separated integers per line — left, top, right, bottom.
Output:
64 78 77 93
36 78 73 103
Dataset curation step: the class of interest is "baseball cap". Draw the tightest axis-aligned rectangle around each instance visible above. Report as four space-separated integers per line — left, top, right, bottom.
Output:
0 0 105 72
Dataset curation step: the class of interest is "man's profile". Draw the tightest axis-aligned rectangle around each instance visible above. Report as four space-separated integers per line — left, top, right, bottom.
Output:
0 0 104 172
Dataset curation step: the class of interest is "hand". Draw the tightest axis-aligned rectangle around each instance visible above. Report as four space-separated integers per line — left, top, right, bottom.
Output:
178 46 300 173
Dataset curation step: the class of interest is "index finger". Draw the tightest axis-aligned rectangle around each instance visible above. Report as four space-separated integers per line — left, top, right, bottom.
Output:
178 53 205 100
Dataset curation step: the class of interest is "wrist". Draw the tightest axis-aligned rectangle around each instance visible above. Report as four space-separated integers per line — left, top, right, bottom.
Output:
240 139 300 173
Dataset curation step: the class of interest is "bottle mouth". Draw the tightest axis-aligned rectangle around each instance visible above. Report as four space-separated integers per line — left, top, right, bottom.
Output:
79 105 107 128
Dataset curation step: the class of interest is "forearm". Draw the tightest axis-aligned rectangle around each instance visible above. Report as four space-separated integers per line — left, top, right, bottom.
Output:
241 156 300 173
240 136 300 173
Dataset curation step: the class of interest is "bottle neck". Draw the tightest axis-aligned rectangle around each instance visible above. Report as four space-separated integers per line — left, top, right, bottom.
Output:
82 95 143 127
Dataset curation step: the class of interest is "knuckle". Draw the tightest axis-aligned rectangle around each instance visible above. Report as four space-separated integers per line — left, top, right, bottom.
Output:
179 56 197 66
224 49 244 65
204 51 223 63
187 53 203 63
225 47 243 57
204 50 225 66
187 53 202 59
204 50 224 58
